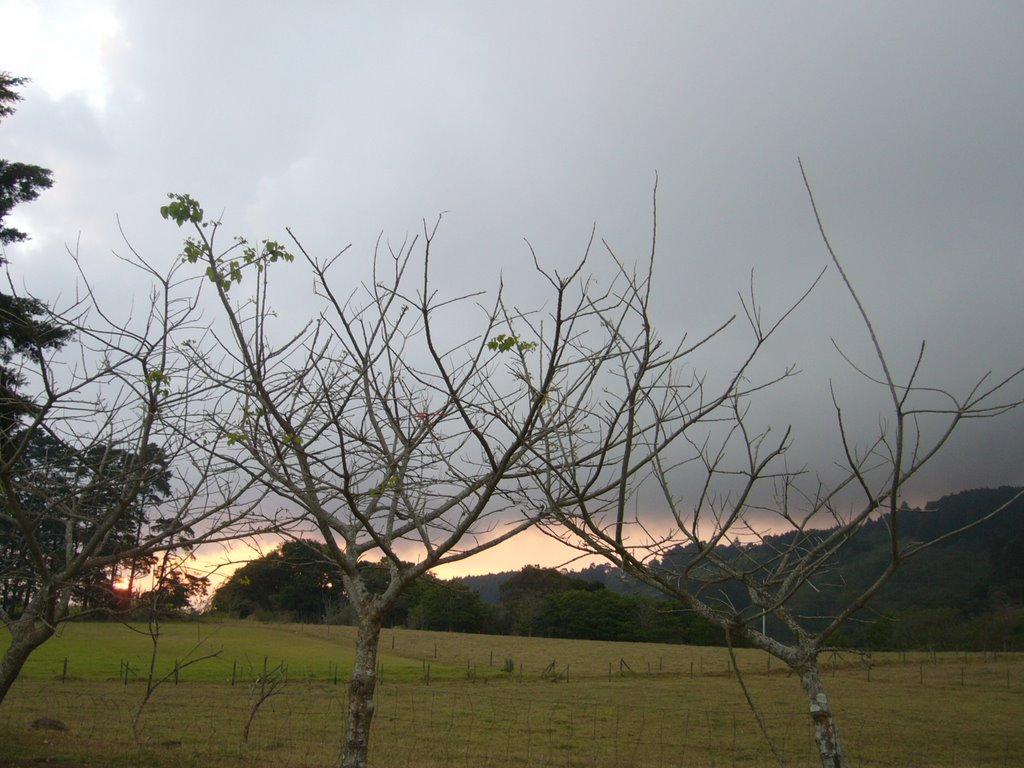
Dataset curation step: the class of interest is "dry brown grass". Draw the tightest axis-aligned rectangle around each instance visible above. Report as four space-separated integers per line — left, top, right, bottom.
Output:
1 623 1022 767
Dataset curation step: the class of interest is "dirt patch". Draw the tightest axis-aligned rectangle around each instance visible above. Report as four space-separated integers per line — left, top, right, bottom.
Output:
27 718 68 732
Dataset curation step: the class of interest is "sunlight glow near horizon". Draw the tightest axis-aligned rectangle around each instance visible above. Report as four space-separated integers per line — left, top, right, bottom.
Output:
429 527 607 579
187 504 900 588
187 526 608 589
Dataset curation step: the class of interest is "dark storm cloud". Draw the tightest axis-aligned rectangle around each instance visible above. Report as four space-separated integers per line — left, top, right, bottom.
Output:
3 0 1022 523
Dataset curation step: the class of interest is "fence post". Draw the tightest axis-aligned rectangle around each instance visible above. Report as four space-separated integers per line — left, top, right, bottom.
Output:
62 657 68 684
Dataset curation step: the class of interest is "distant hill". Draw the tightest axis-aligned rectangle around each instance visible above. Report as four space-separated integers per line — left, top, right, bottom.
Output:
458 487 1024 650
457 563 658 604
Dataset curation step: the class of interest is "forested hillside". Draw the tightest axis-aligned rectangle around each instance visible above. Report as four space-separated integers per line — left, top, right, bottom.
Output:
207 488 1023 650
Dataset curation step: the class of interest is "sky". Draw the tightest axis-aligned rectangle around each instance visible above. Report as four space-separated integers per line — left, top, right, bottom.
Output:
2 1 1023 578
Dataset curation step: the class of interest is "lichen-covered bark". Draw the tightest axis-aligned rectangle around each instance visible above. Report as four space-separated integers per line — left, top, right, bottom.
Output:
797 659 848 768
341 611 383 768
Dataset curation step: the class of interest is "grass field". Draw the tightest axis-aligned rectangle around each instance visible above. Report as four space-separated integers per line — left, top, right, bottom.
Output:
2 620 1022 767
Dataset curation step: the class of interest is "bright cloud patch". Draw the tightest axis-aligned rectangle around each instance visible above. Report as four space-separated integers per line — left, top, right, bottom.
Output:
1 0 125 113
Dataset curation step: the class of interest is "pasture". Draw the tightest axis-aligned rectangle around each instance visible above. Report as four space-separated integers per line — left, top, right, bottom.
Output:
1 620 1022 767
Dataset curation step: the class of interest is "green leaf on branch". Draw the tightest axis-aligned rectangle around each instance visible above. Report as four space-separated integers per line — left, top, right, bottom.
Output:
263 239 294 263
368 474 398 497
160 193 204 226
145 369 171 397
182 238 205 263
162 194 295 291
487 333 537 354
225 432 246 446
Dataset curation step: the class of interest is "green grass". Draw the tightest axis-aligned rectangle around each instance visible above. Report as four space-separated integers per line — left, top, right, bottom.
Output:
2 620 1023 767
6 620 461 683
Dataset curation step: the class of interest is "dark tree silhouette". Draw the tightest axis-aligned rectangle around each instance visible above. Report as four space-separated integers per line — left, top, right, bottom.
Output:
0 76 274 703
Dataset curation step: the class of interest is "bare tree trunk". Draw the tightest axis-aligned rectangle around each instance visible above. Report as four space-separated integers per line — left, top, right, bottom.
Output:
797 658 848 768
341 611 384 768
0 591 61 704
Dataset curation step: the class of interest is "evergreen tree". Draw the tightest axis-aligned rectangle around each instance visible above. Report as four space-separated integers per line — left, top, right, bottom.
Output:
0 73 72 433
0 75 265 703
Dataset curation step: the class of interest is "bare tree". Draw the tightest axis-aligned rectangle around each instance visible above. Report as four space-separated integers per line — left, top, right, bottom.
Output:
0 250 269 704
242 658 286 745
129 548 222 740
160 190 768 768
537 168 1024 768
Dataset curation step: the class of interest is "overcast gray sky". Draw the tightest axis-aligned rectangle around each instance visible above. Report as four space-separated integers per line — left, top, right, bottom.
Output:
3 1 1022 573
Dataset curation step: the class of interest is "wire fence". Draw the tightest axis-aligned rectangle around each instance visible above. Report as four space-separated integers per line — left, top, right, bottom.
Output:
4 653 1023 768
